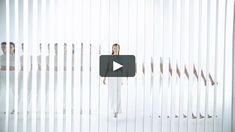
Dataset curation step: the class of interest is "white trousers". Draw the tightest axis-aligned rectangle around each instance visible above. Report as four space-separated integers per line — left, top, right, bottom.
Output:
108 77 122 113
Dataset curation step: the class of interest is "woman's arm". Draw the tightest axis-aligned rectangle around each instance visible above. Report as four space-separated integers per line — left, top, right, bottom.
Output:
193 65 198 80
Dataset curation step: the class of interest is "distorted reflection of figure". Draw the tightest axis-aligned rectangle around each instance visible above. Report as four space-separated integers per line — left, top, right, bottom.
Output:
103 43 123 118
0 42 16 114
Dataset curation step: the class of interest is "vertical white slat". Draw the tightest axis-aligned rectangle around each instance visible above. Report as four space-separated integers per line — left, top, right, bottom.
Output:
14 0 19 131
222 0 233 131
184 0 190 128
88 43 91 132
194 0 199 129
168 0 173 130
232 2 235 131
65 0 73 131
65 43 72 132
72 0 82 130
48 0 55 131
196 0 202 131
175 0 181 131
117 0 121 126
144 0 154 130
80 43 83 132
204 0 211 131
184 0 189 130
72 42 81 132
152 0 157 130
142 1 146 132
56 44 64 132
150 57 154 132
171 0 180 131
99 1 108 129
201 0 208 130
142 0 146 131
48 43 55 132
159 0 164 132
89 0 92 128
170 0 175 131
107 0 110 131
40 0 47 131
213 0 219 131
97 1 101 132
162 0 172 131
22 0 29 131
98 45 101 132
5 0 10 131
221 0 227 131
87 0 93 132
88 1 91 131
134 0 138 132
169 0 173 130
56 0 65 131
151 0 156 130
160 58 164 132
31 0 38 131
125 0 130 130
179 0 186 131
188 0 194 131
157 0 164 131
153 0 162 131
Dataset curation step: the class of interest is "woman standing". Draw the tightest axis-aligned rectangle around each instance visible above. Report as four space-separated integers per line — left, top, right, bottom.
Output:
103 43 122 118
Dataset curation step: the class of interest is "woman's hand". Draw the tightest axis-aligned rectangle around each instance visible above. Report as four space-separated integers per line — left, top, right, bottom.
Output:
103 78 106 85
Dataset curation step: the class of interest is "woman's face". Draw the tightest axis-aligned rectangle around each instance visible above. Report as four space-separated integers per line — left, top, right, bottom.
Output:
1 44 15 55
112 45 120 55
10 44 15 54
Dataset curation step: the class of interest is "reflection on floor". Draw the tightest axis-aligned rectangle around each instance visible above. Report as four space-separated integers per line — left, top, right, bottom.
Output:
0 111 223 132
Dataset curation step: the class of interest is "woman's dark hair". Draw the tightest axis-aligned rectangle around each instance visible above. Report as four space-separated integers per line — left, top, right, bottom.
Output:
1 42 15 47
112 43 120 55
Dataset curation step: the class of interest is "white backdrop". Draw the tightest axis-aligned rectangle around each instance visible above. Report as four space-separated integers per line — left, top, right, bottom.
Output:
0 0 234 132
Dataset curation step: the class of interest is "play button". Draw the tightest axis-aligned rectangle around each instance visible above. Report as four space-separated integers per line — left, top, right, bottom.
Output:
113 61 123 71
100 55 135 77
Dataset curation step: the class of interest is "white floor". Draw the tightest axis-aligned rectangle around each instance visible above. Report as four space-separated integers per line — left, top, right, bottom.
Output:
0 112 223 132
0 71 228 132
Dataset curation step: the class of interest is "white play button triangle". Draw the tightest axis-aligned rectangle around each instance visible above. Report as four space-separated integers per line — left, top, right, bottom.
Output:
113 61 123 71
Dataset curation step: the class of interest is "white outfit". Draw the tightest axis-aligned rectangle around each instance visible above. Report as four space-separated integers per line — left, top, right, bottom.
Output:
18 56 33 112
192 76 198 115
182 75 188 115
36 56 49 112
0 55 15 113
108 77 122 113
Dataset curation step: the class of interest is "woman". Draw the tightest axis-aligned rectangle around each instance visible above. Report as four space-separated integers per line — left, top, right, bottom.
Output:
103 43 122 118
